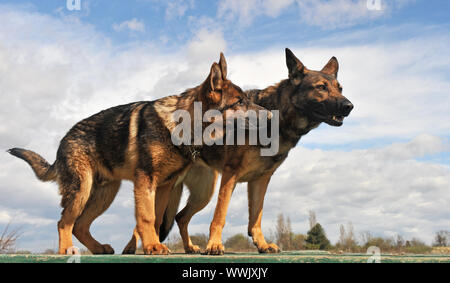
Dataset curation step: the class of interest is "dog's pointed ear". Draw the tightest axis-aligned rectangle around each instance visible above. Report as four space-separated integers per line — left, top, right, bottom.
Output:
208 62 223 103
286 48 306 86
219 52 227 80
321 57 339 78
210 62 223 91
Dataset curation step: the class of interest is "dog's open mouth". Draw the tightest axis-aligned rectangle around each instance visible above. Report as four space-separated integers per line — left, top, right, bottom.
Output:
333 115 344 123
310 109 348 127
325 115 346 127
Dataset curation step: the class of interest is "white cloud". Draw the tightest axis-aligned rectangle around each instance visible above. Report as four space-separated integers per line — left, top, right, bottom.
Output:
113 18 146 33
0 207 54 226
165 0 195 20
218 0 295 26
294 0 379 29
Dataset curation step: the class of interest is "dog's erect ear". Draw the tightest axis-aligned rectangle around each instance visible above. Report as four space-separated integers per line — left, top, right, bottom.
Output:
321 57 339 78
219 52 227 80
286 48 306 86
208 63 223 103
210 62 223 91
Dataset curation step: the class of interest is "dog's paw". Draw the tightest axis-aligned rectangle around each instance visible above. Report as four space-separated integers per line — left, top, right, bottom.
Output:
143 243 170 255
203 243 225 256
122 244 137 255
257 243 281 254
185 244 201 254
101 244 115 254
91 244 115 255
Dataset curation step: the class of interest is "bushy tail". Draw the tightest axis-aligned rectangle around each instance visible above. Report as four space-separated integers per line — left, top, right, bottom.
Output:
7 148 57 182
159 183 183 243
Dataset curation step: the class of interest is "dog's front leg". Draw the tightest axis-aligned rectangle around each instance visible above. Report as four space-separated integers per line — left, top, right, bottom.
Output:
134 170 170 255
204 170 238 255
248 173 280 253
122 182 175 255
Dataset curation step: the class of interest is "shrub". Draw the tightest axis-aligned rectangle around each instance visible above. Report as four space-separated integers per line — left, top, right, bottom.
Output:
305 223 331 250
224 234 254 252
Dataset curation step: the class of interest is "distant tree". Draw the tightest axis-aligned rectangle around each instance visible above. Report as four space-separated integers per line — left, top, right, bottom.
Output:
275 213 293 250
360 231 373 247
0 223 22 254
43 249 56 255
15 250 32 255
406 238 432 254
166 234 184 252
224 234 254 252
80 248 92 255
190 233 209 250
396 235 405 251
337 222 358 252
292 233 306 250
309 211 317 230
433 231 449 247
305 223 331 250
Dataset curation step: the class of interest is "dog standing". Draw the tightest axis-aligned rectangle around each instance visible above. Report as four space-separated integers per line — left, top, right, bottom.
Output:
151 48 354 255
8 53 266 255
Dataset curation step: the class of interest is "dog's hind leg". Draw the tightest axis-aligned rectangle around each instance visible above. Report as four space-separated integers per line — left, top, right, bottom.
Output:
57 168 93 255
73 180 121 254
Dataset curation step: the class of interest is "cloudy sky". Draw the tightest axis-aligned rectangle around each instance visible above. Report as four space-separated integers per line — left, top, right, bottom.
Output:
0 0 449 253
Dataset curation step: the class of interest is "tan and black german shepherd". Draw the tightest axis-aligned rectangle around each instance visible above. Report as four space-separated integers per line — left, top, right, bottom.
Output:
8 53 267 255
124 48 354 255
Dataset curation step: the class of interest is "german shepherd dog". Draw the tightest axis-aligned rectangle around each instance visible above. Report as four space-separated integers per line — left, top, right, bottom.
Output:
124 48 354 255
8 53 267 255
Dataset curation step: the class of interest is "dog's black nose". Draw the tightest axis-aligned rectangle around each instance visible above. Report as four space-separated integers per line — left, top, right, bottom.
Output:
341 100 354 116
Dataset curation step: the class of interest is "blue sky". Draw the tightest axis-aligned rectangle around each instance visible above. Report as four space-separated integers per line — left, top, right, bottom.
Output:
9 0 450 51
0 0 449 253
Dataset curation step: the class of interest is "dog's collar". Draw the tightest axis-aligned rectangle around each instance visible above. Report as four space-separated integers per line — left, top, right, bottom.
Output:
177 143 203 162
188 146 201 161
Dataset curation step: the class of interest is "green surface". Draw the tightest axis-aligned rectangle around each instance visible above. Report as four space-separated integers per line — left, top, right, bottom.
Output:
1 251 449 263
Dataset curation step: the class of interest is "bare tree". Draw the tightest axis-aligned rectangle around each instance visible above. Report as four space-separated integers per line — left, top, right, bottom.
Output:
338 222 357 252
396 234 405 250
360 231 373 247
339 224 346 247
0 222 22 254
275 213 293 250
165 234 184 252
309 210 317 230
433 230 449 247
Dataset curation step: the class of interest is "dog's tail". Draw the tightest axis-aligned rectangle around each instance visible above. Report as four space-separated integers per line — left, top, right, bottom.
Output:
7 148 57 182
159 183 184 243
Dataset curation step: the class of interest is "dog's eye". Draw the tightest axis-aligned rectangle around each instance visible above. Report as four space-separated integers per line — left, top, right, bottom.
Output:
238 98 244 105
317 84 328 91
